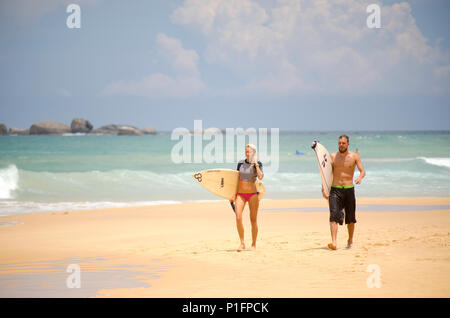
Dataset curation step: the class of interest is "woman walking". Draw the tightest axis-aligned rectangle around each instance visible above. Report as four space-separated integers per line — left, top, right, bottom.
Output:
232 144 264 252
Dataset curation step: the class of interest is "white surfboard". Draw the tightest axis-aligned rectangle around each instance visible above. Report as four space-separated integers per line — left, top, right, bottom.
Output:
193 169 265 201
311 140 333 197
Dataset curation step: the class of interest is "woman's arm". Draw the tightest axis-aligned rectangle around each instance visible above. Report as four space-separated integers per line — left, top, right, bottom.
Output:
255 163 264 180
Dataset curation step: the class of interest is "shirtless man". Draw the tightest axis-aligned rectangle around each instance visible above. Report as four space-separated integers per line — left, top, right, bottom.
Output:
322 135 365 250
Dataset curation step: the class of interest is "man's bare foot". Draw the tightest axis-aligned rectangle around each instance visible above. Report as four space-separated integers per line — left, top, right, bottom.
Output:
237 243 245 252
346 241 353 249
328 243 337 250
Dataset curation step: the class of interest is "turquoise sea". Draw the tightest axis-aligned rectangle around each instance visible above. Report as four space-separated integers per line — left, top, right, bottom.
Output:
0 131 449 216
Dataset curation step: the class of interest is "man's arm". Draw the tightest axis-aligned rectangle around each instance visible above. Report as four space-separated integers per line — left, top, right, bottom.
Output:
354 153 365 184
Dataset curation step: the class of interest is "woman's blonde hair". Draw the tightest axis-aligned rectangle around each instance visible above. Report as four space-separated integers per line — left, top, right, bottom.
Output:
246 143 257 153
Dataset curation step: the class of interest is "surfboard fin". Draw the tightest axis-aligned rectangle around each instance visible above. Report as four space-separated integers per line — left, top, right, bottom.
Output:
230 201 236 213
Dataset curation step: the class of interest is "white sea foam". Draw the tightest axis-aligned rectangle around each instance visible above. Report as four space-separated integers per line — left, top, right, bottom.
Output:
62 133 87 136
186 199 223 203
417 157 450 169
0 200 182 216
363 158 415 163
0 165 19 199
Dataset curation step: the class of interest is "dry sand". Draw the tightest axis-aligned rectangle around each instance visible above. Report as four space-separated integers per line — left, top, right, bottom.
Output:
0 197 449 298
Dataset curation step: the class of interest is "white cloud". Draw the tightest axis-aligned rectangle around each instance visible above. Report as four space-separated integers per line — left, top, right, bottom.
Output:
156 33 200 76
171 0 450 95
102 34 205 98
171 0 222 34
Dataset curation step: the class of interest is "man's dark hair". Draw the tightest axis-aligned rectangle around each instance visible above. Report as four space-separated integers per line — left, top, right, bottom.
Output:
339 134 349 143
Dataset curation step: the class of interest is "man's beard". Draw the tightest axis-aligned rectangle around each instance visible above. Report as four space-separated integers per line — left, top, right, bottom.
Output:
339 147 348 153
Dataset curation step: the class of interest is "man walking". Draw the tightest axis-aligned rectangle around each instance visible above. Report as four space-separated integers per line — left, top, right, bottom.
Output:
322 135 366 250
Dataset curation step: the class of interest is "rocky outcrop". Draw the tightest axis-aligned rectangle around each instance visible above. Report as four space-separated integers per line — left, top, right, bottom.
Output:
8 128 29 135
90 124 120 135
118 126 144 136
142 126 157 135
90 124 144 135
0 123 7 135
189 128 225 134
29 121 71 135
1 120 154 136
71 118 93 133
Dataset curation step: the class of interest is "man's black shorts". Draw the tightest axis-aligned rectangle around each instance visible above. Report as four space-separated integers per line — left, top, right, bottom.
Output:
328 186 356 225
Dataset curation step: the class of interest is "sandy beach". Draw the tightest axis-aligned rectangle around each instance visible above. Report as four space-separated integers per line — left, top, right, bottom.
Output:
0 197 449 298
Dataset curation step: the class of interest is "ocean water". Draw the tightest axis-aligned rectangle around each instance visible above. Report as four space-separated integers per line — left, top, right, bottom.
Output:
0 131 449 216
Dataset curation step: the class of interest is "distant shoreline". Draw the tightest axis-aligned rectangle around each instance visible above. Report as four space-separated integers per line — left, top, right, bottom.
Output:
2 130 450 135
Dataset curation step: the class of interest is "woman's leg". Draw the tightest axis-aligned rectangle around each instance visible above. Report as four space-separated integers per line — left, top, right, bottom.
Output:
248 194 259 249
235 194 246 251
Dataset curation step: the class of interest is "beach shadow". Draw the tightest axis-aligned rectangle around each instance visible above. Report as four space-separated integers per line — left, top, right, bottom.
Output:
190 249 253 254
296 247 332 252
223 249 253 253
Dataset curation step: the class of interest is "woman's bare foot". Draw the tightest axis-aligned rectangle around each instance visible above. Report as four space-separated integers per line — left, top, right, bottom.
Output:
237 243 246 252
346 241 353 249
250 244 256 251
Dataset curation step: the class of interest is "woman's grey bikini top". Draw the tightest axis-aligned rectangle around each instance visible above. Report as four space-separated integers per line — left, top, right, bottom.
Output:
237 159 263 181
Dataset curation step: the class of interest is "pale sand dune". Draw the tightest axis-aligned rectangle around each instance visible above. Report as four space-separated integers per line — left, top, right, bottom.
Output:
0 198 449 297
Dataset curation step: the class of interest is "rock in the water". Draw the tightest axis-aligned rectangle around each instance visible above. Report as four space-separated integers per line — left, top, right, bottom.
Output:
71 118 93 133
118 126 144 136
29 121 71 135
90 124 120 135
90 124 144 135
0 123 7 135
8 128 29 135
142 126 157 135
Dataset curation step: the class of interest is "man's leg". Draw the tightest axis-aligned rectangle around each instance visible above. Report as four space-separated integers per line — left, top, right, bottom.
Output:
347 223 354 248
329 221 338 250
328 188 343 250
345 188 356 248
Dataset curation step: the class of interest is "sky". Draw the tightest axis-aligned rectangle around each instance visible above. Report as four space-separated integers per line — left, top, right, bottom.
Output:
0 0 449 132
